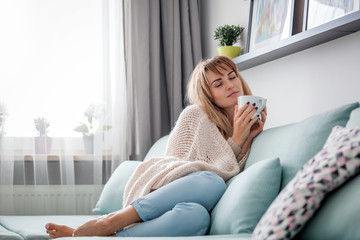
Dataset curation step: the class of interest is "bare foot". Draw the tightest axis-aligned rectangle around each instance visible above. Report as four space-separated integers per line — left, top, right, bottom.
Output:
73 206 142 237
45 223 74 239
73 216 110 236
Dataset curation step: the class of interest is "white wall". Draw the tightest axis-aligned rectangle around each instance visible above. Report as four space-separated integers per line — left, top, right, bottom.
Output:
200 1 360 129
241 31 360 129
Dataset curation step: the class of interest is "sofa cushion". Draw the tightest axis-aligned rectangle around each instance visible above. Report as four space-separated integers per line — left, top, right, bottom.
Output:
252 126 360 240
346 106 360 128
58 233 253 240
93 161 141 214
0 215 97 240
209 158 281 235
143 135 169 161
245 102 359 189
0 225 22 240
297 174 360 240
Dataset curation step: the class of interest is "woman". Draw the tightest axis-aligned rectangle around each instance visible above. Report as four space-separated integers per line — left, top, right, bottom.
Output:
45 56 267 238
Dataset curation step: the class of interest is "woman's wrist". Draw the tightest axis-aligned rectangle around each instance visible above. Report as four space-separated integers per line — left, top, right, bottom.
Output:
228 137 242 157
231 136 244 149
241 138 252 155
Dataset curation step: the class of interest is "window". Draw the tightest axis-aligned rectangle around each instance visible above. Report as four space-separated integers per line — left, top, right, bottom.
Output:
0 0 127 186
0 0 103 139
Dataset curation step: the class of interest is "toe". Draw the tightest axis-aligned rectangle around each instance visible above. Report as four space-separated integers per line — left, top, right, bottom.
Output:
45 223 57 230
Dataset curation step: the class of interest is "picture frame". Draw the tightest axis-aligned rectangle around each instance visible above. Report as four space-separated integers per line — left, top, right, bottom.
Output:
248 0 295 52
306 0 360 29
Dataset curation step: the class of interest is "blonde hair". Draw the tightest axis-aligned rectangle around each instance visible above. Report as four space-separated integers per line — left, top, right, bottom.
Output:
186 56 252 138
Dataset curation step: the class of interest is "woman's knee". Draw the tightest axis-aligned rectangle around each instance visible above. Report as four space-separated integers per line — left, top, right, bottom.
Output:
201 171 226 186
191 171 226 207
172 202 210 236
191 171 226 191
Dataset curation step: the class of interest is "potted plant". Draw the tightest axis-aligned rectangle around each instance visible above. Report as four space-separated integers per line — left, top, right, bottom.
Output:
73 104 111 154
34 116 52 154
214 24 244 59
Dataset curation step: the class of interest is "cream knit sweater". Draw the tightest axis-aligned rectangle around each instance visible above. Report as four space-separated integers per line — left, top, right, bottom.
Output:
123 104 248 207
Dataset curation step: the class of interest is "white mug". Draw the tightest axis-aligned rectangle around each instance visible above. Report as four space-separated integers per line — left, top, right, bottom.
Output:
238 95 267 120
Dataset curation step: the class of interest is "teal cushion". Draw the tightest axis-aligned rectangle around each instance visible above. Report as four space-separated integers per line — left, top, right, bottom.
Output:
0 225 22 240
57 234 253 240
297 174 360 240
92 161 141 214
245 102 359 189
346 107 360 128
143 135 169 161
209 158 281 235
252 126 360 239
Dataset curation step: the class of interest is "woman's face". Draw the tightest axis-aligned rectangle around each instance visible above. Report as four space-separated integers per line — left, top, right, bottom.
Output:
207 65 244 111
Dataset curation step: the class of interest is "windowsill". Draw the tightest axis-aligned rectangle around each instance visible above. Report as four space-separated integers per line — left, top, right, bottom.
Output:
233 11 360 71
12 154 119 185
16 154 114 161
1 136 114 159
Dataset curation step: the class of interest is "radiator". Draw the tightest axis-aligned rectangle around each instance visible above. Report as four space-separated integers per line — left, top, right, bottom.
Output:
0 185 103 215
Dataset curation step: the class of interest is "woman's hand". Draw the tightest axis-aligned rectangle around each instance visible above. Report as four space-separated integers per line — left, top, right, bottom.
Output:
248 106 267 140
236 106 267 155
231 103 259 148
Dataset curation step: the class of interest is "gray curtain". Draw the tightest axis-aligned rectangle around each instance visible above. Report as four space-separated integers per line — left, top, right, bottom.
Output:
124 0 202 160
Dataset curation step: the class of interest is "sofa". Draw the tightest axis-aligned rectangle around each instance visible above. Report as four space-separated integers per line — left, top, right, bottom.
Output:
1 102 360 240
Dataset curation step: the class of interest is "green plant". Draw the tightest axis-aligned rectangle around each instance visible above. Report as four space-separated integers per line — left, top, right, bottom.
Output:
34 117 50 136
74 103 111 136
214 24 244 47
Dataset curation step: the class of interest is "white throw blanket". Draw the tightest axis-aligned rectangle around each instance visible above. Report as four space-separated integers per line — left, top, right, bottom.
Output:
123 104 248 207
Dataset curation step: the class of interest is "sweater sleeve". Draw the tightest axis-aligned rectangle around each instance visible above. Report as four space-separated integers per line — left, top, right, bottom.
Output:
227 137 242 157
227 137 250 171
238 150 249 172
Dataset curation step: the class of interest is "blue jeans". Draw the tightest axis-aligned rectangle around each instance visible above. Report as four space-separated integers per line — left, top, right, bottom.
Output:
116 171 226 237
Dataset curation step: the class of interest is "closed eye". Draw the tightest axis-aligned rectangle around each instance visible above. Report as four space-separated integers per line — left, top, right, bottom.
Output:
227 71 236 80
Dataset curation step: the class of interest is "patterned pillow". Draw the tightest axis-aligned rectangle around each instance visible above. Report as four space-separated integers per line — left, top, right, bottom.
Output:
252 126 360 240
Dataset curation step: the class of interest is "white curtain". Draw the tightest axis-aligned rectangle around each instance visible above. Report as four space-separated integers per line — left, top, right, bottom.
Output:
0 0 127 214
